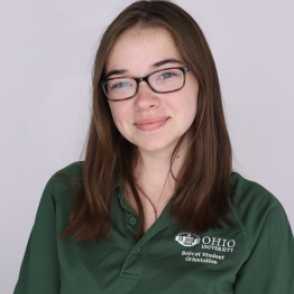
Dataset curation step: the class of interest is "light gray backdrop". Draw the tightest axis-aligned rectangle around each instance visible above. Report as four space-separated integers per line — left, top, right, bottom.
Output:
1 0 293 293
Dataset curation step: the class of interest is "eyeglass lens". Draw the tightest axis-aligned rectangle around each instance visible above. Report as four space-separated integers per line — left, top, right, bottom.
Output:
104 68 185 100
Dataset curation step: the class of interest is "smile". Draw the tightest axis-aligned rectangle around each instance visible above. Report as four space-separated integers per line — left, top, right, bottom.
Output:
135 117 170 132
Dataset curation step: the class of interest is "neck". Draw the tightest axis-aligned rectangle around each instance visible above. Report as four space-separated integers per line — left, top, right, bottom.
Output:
134 131 191 194
123 132 192 220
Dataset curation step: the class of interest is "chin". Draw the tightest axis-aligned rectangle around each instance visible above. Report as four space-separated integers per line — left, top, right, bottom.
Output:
136 137 180 153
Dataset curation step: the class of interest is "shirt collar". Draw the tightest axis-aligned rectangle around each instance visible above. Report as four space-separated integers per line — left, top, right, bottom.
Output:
114 177 177 228
113 177 124 198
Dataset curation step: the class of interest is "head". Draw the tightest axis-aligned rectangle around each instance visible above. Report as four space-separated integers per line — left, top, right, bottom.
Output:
73 0 232 242
91 0 228 170
104 26 199 161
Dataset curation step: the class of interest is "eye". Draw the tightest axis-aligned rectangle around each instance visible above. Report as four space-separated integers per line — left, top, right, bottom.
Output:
158 72 176 79
111 81 130 89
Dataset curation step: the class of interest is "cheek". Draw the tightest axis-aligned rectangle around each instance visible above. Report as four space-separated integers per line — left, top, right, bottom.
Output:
186 83 198 115
181 75 199 115
184 99 197 125
176 91 198 122
109 103 130 130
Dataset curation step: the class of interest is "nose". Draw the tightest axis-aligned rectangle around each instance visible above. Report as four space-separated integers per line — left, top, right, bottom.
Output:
135 80 159 110
137 79 151 92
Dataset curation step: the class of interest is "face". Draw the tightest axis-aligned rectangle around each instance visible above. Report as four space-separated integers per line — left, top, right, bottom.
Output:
105 27 199 156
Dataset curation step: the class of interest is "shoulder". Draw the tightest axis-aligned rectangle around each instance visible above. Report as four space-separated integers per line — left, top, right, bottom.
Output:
49 161 84 192
34 161 84 223
40 161 84 206
54 161 84 179
229 172 290 250
229 171 281 211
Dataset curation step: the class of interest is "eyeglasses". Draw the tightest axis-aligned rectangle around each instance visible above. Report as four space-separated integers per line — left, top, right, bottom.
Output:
99 66 191 101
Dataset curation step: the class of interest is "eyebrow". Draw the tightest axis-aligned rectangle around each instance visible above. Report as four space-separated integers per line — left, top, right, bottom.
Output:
151 58 183 68
105 58 184 79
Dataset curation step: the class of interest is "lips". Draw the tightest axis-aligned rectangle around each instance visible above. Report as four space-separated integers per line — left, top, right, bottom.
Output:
134 116 169 125
134 116 170 132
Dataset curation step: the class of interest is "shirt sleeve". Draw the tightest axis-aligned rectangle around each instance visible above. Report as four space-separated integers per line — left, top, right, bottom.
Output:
13 176 61 294
234 203 294 294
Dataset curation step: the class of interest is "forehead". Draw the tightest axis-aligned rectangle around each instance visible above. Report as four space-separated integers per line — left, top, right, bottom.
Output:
105 27 184 74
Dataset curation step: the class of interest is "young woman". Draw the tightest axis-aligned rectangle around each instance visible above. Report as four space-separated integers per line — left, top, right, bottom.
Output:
14 1 294 293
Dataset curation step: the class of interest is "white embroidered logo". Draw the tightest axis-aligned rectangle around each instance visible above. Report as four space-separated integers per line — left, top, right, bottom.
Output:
175 233 236 252
176 233 237 265
175 233 201 247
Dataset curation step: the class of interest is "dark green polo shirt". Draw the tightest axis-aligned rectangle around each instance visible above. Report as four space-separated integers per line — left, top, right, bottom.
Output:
13 161 294 294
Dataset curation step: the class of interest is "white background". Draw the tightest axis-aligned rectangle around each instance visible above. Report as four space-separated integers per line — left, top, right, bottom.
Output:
1 0 293 293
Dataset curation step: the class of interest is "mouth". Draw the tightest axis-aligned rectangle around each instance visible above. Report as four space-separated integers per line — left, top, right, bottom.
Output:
134 117 170 132
134 116 170 125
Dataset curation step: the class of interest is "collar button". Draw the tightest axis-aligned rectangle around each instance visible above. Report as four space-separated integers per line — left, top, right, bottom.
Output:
134 247 140 254
129 217 137 225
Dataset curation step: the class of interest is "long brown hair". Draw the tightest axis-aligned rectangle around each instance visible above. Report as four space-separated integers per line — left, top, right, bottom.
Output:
59 0 233 243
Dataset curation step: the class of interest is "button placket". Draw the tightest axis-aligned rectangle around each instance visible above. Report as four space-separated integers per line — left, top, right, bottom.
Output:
120 190 175 280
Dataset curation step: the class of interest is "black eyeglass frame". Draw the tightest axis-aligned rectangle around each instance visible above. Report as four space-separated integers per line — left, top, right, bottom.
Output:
99 66 191 102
